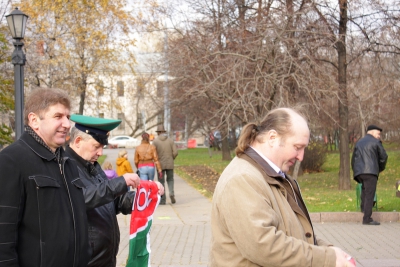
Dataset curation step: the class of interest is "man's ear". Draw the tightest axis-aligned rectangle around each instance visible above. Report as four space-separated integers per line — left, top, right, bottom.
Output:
28 112 40 130
266 130 278 146
72 135 83 148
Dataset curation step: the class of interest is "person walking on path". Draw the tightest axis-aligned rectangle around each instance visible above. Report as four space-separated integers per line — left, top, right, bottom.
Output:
134 132 162 181
67 114 163 267
153 125 178 205
103 161 118 179
116 149 134 191
211 107 355 267
0 88 90 267
351 124 388 226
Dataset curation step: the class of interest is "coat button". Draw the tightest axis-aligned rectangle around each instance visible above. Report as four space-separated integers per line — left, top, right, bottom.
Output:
305 232 312 238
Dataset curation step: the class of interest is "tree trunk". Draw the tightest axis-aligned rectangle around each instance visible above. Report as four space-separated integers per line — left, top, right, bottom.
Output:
337 0 351 190
292 160 301 180
221 137 231 161
78 84 86 115
78 70 88 115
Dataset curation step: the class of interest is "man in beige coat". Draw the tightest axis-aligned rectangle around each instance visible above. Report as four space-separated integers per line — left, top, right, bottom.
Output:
210 108 355 267
153 125 178 205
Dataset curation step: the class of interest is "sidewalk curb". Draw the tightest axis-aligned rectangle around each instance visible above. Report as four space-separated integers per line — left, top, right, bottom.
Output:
310 212 400 223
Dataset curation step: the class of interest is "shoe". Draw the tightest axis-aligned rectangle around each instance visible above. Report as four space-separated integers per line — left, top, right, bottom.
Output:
362 220 380 225
159 201 166 205
170 195 176 204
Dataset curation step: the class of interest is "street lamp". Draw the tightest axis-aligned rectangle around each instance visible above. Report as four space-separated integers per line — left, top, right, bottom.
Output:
6 8 29 140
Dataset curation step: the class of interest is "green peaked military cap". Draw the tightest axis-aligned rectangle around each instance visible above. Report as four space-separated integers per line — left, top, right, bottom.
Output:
70 114 121 145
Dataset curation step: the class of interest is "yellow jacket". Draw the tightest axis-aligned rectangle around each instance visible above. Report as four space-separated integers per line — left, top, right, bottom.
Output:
116 157 133 176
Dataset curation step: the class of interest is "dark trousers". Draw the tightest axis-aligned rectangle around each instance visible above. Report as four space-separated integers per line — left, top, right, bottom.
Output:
357 174 378 223
158 169 174 203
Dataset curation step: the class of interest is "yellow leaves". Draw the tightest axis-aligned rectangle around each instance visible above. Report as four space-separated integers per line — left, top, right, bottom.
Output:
305 197 317 200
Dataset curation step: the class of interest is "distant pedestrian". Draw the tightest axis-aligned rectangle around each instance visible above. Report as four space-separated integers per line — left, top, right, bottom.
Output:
351 124 388 225
116 149 134 191
134 132 162 181
103 161 118 179
149 132 155 143
153 125 178 205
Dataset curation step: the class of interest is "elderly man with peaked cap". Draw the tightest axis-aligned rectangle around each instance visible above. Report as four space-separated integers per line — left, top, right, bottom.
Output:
351 124 388 225
66 114 164 267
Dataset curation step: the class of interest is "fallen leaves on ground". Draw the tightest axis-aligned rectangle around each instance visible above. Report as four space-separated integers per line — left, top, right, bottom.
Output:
177 165 220 194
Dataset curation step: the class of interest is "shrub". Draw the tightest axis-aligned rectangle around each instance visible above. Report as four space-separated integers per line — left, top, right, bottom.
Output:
301 140 328 173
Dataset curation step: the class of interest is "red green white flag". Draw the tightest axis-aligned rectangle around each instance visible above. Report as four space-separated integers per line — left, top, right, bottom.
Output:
126 181 160 267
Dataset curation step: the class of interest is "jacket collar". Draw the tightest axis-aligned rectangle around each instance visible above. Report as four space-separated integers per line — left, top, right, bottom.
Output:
242 147 317 244
242 147 303 195
242 147 285 185
65 146 98 176
241 147 309 217
19 132 59 161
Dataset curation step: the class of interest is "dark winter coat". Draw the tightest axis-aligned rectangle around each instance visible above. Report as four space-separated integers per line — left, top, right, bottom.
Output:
65 146 135 267
0 133 90 267
351 134 388 182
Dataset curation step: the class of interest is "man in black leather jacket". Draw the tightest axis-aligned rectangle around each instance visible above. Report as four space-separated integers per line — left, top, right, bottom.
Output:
351 124 388 225
66 115 163 267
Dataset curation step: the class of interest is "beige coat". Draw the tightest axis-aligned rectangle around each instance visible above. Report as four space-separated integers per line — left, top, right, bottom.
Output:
152 134 178 170
210 150 336 267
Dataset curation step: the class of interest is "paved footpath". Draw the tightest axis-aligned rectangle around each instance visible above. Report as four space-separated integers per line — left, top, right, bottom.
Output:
105 149 400 267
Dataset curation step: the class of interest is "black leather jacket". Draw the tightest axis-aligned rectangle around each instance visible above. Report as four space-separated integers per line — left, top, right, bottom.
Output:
66 146 135 267
351 134 388 181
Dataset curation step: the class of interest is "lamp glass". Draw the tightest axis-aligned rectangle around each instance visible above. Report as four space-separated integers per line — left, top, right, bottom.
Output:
6 9 28 39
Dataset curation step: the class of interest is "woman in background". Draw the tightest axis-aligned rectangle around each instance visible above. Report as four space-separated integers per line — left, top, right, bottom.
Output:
102 161 118 179
134 132 162 181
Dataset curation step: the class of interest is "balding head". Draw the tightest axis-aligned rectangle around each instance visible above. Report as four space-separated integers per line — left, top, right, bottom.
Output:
236 107 310 171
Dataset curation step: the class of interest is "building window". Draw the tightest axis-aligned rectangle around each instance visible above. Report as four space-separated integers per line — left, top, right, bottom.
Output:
136 112 143 128
156 81 164 97
157 114 164 125
137 78 145 97
117 81 124 96
96 80 104 96
117 113 125 130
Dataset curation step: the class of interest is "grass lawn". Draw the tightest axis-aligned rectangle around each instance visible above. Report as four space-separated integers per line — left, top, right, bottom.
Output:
174 147 400 212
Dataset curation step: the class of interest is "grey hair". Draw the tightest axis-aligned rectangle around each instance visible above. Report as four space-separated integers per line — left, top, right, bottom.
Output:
69 126 93 143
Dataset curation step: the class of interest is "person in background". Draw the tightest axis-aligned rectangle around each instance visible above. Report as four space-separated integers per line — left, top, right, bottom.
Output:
153 125 178 205
66 114 164 267
116 149 134 191
351 124 388 225
103 161 118 179
134 132 162 181
0 88 90 267
149 132 155 143
210 107 355 267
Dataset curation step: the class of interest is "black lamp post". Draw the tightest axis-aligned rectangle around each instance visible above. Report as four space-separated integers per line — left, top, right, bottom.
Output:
6 8 29 140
